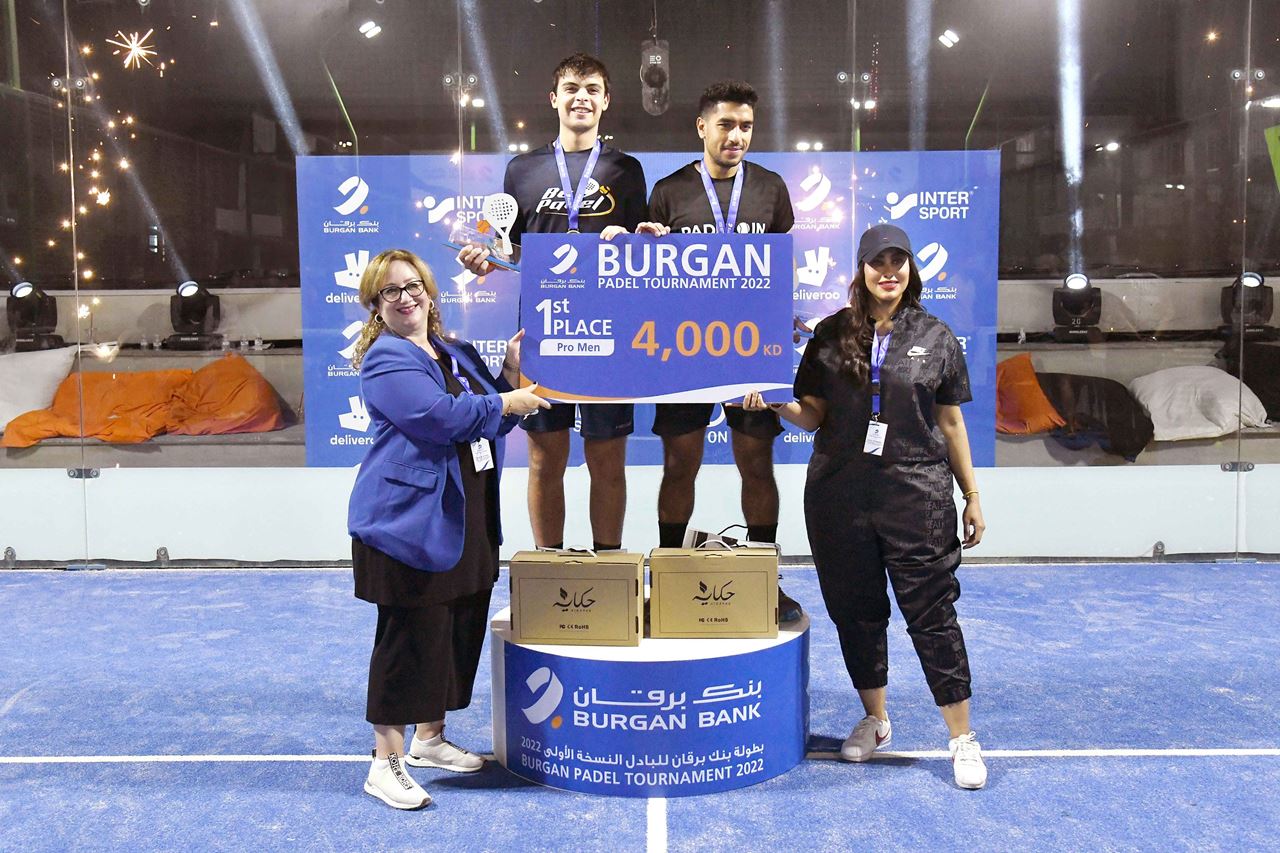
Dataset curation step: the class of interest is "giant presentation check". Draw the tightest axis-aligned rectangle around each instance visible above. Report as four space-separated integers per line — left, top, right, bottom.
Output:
519 233 795 403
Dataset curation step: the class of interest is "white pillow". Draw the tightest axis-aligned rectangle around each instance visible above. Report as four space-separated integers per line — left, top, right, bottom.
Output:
1128 365 1269 441
0 346 79 432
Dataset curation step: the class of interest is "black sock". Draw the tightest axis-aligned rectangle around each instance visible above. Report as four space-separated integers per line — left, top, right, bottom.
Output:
592 541 621 552
747 524 778 543
541 541 564 550
658 521 688 548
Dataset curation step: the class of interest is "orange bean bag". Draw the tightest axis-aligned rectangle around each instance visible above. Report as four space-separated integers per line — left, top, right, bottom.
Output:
167 353 285 435
996 353 1066 434
1 353 283 448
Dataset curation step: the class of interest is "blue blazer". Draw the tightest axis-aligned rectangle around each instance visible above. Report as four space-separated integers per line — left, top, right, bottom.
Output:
347 333 519 572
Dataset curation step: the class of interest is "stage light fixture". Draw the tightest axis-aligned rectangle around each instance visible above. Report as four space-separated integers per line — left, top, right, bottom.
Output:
1052 273 1103 342
7 282 65 351
164 281 222 350
640 38 670 117
1220 272 1275 339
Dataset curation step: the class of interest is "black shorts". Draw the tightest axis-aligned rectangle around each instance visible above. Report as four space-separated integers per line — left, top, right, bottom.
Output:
519 403 634 440
651 403 783 441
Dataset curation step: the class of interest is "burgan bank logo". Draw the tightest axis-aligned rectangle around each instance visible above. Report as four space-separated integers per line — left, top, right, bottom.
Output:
917 241 950 282
885 189 972 221
334 176 369 215
917 241 960 300
549 243 579 275
330 320 363 377
323 176 380 234
792 165 842 232
521 666 565 726
794 167 832 213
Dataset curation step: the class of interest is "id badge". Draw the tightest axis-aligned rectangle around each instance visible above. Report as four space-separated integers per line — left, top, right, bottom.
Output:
863 420 888 456
470 438 495 471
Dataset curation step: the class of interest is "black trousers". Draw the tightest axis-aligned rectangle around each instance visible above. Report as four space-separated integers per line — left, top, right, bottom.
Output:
805 459 972 707
365 587 493 726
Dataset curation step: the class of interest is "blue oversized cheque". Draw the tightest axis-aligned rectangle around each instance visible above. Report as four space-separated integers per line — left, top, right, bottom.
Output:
519 233 795 403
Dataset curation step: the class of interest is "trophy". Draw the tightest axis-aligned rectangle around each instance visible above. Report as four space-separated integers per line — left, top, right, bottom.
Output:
445 192 521 272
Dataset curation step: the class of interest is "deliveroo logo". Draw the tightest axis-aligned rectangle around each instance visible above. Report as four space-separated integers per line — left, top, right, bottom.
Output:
521 666 565 725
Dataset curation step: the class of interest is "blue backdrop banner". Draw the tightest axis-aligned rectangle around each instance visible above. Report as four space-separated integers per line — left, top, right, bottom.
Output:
297 151 999 467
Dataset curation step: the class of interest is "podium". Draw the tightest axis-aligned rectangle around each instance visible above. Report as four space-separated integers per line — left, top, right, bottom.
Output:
491 607 809 798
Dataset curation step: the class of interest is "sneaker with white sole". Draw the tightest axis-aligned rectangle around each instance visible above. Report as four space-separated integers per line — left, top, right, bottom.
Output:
364 753 431 810
405 733 485 772
840 715 892 762
949 731 987 789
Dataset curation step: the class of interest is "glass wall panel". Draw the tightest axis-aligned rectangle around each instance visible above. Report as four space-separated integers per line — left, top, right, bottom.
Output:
1 1 89 566
4 0 1270 563
1237 0 1280 556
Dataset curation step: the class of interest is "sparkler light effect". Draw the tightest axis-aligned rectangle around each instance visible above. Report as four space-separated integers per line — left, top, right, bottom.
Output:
106 30 158 70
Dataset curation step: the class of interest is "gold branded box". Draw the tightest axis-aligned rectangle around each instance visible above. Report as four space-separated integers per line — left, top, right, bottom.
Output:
509 550 644 647
648 546 779 639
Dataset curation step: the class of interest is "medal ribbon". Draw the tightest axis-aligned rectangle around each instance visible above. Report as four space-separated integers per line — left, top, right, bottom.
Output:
553 138 602 232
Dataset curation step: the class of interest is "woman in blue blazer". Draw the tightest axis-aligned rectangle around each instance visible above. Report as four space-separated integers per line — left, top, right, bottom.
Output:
346 249 549 809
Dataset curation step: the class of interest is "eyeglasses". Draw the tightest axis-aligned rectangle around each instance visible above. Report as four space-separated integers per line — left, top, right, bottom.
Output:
378 280 425 302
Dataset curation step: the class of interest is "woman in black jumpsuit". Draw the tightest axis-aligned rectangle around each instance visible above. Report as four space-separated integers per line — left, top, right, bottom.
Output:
743 223 988 789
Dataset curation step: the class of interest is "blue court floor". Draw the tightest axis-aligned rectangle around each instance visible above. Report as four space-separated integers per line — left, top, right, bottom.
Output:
1 562 1277 851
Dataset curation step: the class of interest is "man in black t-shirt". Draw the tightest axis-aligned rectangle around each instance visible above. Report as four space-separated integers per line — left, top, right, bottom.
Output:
459 53 646 553
644 81 800 619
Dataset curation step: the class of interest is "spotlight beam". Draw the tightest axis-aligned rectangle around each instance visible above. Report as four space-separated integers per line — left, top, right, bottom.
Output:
226 0 308 156
765 0 788 152
1057 0 1084 272
908 0 932 150
460 0 509 152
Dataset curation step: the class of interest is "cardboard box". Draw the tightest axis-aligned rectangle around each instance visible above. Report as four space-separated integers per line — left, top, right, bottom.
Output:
648 545 780 639
509 550 644 646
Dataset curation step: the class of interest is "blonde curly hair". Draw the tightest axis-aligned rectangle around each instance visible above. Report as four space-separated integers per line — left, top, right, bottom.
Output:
349 249 444 369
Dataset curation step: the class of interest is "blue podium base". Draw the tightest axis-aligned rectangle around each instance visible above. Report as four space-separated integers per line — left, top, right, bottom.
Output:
491 608 810 798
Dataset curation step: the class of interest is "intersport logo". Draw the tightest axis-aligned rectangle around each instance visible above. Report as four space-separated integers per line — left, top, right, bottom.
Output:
549 244 579 275
521 666 565 725
885 189 971 221
334 176 370 216
420 193 489 225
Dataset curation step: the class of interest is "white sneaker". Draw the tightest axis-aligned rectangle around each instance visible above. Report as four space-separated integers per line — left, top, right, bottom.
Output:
364 753 431 810
840 715 892 762
949 732 988 789
406 733 485 773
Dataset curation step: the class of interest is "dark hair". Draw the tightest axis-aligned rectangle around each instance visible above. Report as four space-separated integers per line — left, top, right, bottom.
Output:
552 53 611 95
698 80 758 116
836 258 924 384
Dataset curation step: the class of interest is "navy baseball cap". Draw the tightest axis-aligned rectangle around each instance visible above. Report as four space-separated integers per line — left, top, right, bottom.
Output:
857 223 914 266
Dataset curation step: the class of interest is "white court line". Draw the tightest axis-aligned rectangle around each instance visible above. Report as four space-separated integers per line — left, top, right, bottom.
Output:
646 798 667 853
807 748 1280 760
3 748 1279 766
